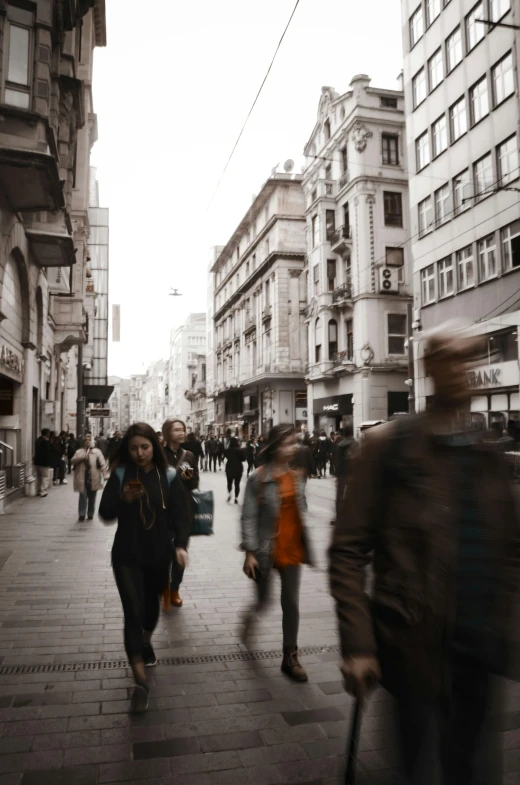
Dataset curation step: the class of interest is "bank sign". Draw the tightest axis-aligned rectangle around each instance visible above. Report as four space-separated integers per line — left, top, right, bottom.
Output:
467 368 500 388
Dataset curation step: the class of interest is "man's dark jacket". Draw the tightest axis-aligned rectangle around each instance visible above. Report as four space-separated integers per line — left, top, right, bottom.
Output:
34 437 52 467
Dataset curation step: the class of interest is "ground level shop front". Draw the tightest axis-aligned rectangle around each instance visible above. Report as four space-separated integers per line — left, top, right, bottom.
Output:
213 380 307 437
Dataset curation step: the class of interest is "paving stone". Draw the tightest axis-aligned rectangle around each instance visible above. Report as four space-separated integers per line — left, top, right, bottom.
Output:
199 730 264 752
21 766 98 784
238 741 306 766
282 707 344 726
99 759 171 782
133 736 200 759
63 742 131 766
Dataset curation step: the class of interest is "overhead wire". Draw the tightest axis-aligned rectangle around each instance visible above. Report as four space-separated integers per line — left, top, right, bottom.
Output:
205 0 301 214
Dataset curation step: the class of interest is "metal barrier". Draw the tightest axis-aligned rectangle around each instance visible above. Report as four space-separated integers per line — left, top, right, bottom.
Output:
0 470 5 515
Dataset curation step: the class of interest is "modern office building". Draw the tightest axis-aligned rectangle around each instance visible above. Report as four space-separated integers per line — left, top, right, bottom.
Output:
302 76 411 435
401 0 520 429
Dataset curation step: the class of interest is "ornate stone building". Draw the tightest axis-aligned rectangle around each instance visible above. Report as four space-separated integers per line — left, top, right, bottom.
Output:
303 75 411 436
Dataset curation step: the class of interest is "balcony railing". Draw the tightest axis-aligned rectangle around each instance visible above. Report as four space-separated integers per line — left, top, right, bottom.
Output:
330 225 352 251
332 350 354 366
332 282 353 303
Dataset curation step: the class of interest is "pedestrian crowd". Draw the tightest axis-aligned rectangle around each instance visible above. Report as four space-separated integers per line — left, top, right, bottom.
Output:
30 326 520 783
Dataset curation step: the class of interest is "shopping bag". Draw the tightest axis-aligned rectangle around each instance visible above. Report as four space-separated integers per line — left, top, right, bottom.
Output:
192 489 214 535
345 699 362 784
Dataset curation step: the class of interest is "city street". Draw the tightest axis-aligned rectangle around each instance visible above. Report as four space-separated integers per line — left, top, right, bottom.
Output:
0 471 517 785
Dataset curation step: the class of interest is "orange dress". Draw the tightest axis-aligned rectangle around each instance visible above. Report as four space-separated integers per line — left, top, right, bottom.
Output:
273 472 305 568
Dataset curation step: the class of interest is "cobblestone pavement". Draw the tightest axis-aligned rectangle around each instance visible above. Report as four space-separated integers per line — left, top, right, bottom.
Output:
0 469 518 784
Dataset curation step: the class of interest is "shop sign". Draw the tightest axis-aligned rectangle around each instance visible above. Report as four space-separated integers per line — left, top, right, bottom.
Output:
467 368 500 389
313 394 353 416
324 403 339 412
0 344 24 381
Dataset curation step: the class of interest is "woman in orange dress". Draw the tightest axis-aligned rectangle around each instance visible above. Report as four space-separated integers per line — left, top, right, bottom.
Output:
241 424 314 681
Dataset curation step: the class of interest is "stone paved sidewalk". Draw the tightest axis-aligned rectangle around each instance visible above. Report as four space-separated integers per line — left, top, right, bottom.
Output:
0 470 517 784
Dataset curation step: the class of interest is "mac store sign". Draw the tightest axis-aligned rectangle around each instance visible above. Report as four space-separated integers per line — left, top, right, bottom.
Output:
313 394 353 424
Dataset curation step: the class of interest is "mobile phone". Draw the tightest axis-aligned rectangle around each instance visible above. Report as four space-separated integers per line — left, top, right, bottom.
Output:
127 480 142 490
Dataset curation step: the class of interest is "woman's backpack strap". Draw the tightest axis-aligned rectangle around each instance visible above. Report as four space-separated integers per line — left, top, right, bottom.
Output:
114 465 126 490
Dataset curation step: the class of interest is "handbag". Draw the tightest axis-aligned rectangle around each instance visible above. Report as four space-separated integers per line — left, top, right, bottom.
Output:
191 489 214 535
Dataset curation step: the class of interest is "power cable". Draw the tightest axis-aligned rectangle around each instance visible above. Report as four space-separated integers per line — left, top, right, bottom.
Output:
205 0 301 213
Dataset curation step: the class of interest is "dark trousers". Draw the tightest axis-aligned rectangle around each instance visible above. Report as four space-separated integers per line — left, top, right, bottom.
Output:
169 547 184 592
396 654 496 785
247 459 254 476
226 472 242 498
317 457 327 476
254 565 301 649
209 455 218 472
113 562 169 661
53 460 65 483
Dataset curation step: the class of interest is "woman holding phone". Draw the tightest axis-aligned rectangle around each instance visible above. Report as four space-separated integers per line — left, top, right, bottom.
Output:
240 424 314 682
99 423 190 712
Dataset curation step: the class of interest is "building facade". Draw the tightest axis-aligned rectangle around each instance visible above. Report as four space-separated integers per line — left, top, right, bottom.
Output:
108 375 131 434
0 0 106 496
128 374 146 425
401 0 520 428
184 352 207 434
303 76 411 436
212 174 307 437
167 313 206 426
205 247 223 433
143 360 167 432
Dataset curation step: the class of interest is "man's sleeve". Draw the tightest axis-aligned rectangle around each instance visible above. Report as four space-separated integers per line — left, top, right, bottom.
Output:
329 432 385 658
169 473 191 549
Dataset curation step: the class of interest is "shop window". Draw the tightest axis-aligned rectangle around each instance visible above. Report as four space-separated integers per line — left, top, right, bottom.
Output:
328 319 338 359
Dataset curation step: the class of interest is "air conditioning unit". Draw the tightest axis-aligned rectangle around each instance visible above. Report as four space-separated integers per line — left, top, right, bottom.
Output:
379 266 399 294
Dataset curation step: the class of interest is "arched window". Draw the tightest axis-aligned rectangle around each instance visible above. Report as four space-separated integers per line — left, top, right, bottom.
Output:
1 255 23 345
324 119 331 142
315 318 321 363
328 319 338 360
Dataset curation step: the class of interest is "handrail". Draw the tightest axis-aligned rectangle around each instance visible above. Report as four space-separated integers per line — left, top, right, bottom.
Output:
0 441 13 452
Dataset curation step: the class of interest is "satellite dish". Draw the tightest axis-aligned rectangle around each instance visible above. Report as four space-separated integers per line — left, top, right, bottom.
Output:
284 159 295 173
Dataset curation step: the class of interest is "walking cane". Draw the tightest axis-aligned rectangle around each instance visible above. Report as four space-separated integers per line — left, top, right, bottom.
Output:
345 699 362 785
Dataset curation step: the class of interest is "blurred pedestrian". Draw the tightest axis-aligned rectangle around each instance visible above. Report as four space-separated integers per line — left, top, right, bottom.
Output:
184 431 203 469
33 428 52 497
67 433 80 474
331 426 357 525
95 430 108 458
241 424 314 682
99 423 190 713
162 418 199 607
217 436 225 469
292 432 315 485
245 438 256 476
330 327 520 785
71 433 108 521
225 437 245 503
316 430 331 478
207 434 219 472
108 431 123 464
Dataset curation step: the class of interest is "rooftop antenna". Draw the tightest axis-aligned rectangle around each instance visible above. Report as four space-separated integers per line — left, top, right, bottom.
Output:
170 288 182 297
271 162 279 176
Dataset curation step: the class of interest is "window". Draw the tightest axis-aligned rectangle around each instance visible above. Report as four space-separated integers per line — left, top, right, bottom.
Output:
388 314 407 355
313 263 320 295
412 68 427 108
324 119 331 142
315 318 321 362
346 319 354 360
470 76 489 124
343 202 350 232
432 114 448 157
384 192 403 227
382 133 399 165
497 136 519 186
325 163 332 181
453 170 471 214
490 0 511 21
410 5 424 47
4 7 33 109
474 153 493 199
466 2 484 51
502 221 520 270
438 257 454 297
328 320 338 359
446 26 463 72
326 210 336 242
457 246 475 289
416 131 430 170
311 188 317 204
422 264 436 304
341 146 348 172
418 196 433 237
493 53 514 106
381 96 398 108
327 259 336 292
265 278 270 306
478 235 497 280
428 48 443 91
426 0 441 26
450 97 467 141
435 184 451 226
311 214 320 247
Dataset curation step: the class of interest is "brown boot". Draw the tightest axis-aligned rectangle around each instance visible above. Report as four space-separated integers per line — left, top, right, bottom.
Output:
162 587 171 611
281 649 308 682
171 590 183 607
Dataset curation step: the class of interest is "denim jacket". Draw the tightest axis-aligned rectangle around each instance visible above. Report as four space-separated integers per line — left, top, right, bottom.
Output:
240 465 314 566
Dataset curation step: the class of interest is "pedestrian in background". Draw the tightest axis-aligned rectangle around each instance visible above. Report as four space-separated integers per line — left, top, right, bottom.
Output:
225 436 245 503
99 423 190 713
316 430 331 478
67 433 79 475
95 430 108 458
207 434 218 472
217 436 225 469
71 434 108 521
162 418 199 608
184 431 203 470
292 432 315 485
108 430 123 464
245 438 256 476
241 424 314 682
330 327 520 785
33 428 52 497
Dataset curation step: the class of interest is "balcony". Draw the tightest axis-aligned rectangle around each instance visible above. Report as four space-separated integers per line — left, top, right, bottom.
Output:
196 381 206 395
330 225 352 256
262 304 272 323
339 170 349 190
49 296 86 349
46 265 71 295
184 389 197 402
332 282 353 305
24 210 75 268
332 350 354 367
0 144 64 213
245 315 256 332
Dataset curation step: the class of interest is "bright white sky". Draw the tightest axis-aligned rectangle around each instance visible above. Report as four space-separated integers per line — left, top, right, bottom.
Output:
91 0 403 378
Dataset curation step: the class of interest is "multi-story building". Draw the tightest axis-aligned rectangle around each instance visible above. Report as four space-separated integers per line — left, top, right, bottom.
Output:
205 247 223 433
108 376 131 434
143 360 167 431
184 353 207 434
0 0 106 497
167 313 206 425
401 0 520 430
212 174 307 437
303 76 411 435
129 374 146 425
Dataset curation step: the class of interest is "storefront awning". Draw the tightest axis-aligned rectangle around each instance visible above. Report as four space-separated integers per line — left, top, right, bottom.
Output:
84 384 114 403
